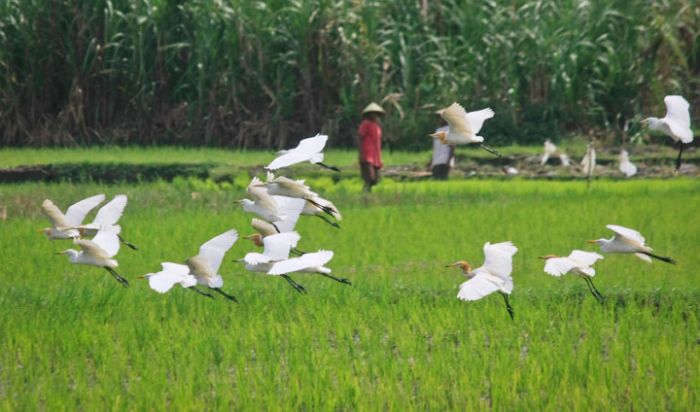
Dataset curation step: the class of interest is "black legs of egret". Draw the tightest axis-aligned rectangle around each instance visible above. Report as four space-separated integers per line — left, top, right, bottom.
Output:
500 293 514 320
190 287 214 299
675 142 685 171
281 275 307 294
118 234 139 251
317 162 341 172
210 288 239 303
316 214 341 229
319 272 352 285
104 267 129 287
641 251 677 265
582 276 604 304
480 144 501 157
307 198 337 218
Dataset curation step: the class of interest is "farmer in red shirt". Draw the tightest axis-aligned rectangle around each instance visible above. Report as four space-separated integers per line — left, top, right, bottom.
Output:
358 102 385 192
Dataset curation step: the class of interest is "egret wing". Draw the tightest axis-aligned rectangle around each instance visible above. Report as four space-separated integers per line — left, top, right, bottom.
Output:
664 96 691 142
568 250 604 267
262 232 300 260
147 262 194 293
92 195 127 226
457 274 500 301
482 241 518 279
272 196 306 232
198 229 238 274
465 108 495 134
295 134 328 154
65 194 106 227
266 151 310 170
543 257 577 277
439 103 472 137
268 250 334 275
89 229 121 257
606 225 645 245
251 218 278 237
247 178 279 212
244 252 272 265
41 199 72 229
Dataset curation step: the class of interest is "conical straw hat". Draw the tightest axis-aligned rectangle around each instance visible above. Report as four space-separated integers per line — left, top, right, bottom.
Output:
362 102 385 115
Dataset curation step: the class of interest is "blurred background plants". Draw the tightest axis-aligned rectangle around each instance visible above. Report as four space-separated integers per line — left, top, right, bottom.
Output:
0 0 697 149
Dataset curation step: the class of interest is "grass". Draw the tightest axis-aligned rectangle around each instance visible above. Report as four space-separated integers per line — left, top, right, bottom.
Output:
0 177 698 409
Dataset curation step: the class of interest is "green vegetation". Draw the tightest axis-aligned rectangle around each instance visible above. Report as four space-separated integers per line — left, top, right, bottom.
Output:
1 178 698 409
1 1 697 147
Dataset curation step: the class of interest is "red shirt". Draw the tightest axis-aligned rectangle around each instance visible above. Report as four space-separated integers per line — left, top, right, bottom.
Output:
358 119 383 168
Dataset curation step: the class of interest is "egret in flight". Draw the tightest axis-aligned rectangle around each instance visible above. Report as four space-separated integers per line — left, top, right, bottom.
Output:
244 217 305 255
264 173 338 220
75 194 138 250
618 150 637 178
643 95 693 170
40 194 105 239
241 232 307 294
185 229 240 302
540 250 605 303
269 250 351 286
57 229 128 287
447 241 518 320
302 195 342 229
588 225 676 264
266 134 340 172
430 102 500 156
139 262 213 298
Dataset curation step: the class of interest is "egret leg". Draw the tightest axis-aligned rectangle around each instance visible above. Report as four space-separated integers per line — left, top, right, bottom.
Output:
210 288 239 303
319 272 352 285
500 293 514 321
105 267 129 288
291 247 306 256
281 275 307 294
307 198 337 217
190 287 214 299
315 214 341 229
583 277 604 304
479 144 501 157
271 222 281 233
317 162 341 172
675 142 685 171
118 234 139 251
641 252 676 265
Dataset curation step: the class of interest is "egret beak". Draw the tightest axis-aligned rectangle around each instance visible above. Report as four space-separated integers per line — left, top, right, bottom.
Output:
243 234 256 239
586 240 598 244
538 255 557 260
55 251 64 255
234 259 245 264
37 228 45 234
137 275 145 279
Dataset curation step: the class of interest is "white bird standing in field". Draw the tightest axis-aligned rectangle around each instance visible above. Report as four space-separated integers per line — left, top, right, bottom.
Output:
446 241 518 320
74 194 138 250
643 95 693 171
618 150 637 178
540 250 605 303
57 228 128 287
269 250 351 286
40 194 105 239
581 143 596 178
185 229 240 302
266 133 340 172
241 232 308 293
541 139 557 165
588 225 676 264
139 262 213 298
430 102 500 156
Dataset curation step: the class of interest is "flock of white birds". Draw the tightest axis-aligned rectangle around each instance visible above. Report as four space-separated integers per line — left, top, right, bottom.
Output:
40 96 689 318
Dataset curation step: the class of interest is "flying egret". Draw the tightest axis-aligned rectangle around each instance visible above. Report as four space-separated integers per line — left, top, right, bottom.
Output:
40 194 105 239
643 95 693 170
244 217 305 255
57 228 128 287
266 133 340 172
302 195 342 229
588 225 676 264
269 250 351 286
540 250 605 303
74 194 138 250
618 150 637 178
264 172 338 218
185 230 240 302
241 232 308 293
446 241 518 320
139 262 214 298
238 177 283 226
430 102 500 156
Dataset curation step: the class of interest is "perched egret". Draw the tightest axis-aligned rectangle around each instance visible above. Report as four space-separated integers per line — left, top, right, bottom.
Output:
541 139 557 165
560 153 571 167
447 241 518 320
57 229 128 287
266 133 340 172
40 194 105 239
269 250 350 286
581 143 596 177
618 150 637 178
302 195 342 229
588 225 676 264
139 262 213 298
430 102 499 156
74 194 138 250
540 250 605 303
242 232 307 293
185 229 240 302
643 95 693 170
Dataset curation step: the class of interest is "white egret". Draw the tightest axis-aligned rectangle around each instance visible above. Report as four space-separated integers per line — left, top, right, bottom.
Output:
446 241 518 320
430 102 499 156
643 95 693 170
581 143 596 177
269 250 351 286
244 217 306 255
588 225 676 264
266 133 340 172
264 172 338 220
540 250 605 303
74 194 138 250
541 139 557 165
618 150 637 178
40 194 105 239
57 228 128 287
139 262 213 298
302 195 341 229
241 232 307 293
185 229 240 302
559 153 571 167
238 177 282 225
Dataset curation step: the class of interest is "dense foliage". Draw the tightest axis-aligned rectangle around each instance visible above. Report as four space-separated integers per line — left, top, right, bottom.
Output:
1 0 698 148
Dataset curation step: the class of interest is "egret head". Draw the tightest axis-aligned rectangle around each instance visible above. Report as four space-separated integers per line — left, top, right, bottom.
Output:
538 254 558 260
587 239 605 245
38 227 51 237
446 260 472 273
244 233 263 247
430 130 448 144
641 117 661 130
56 249 79 260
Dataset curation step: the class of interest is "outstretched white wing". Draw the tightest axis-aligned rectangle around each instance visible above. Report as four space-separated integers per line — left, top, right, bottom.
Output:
198 229 238 274
607 225 645 246
65 194 106 227
272 196 306 232
92 194 127 226
457 274 501 301
41 199 72 230
85 229 120 257
664 95 692 143
482 241 518 280
466 108 495 134
543 257 577 277
268 250 334 275
243 252 272 265
439 102 472 137
146 262 195 293
568 250 604 267
296 134 328 154
262 232 300 261
266 134 328 170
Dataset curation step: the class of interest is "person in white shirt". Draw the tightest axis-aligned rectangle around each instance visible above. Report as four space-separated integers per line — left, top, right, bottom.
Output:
430 117 455 179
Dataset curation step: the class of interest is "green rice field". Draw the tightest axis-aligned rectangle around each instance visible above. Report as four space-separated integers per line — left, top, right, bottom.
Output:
0 174 698 409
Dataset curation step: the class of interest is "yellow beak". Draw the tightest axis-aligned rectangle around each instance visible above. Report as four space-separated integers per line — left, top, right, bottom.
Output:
586 240 597 244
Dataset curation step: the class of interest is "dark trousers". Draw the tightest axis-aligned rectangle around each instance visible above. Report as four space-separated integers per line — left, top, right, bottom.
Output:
432 164 450 180
360 162 380 192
